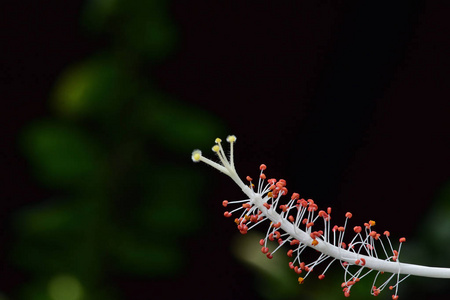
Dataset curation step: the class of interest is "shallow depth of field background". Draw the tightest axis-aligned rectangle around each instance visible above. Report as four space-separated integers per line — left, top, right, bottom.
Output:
2 1 450 299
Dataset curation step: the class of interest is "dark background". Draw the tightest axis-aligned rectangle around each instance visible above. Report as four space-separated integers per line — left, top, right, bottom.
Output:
1 1 450 299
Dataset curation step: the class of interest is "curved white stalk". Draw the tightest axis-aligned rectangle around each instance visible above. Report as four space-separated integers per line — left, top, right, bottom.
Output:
192 135 450 297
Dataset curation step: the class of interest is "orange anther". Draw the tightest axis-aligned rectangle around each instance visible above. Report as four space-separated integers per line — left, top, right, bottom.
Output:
384 231 390 237
263 203 271 209
338 226 345 232
222 200 228 207
291 192 300 200
242 203 251 209
312 240 319 246
399 237 406 243
224 211 232 217
246 176 253 182
318 274 325 280
345 212 353 219
260 174 266 179
327 207 332 214
307 222 314 228
260 164 267 171
354 226 362 233
369 220 376 226
369 231 377 238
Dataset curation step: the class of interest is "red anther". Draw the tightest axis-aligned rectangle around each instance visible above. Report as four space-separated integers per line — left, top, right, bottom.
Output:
266 253 273 259
263 203 271 209
307 199 314 204
224 211 232 217
304 266 310 272
344 291 350 297
261 247 269 254
273 222 281 228
355 278 360 282
287 249 293 257
260 174 266 180
392 296 399 300
327 207 332 214
281 187 288 195
341 242 347 249
360 258 366 266
246 176 253 182
291 192 300 200
280 205 287 212
393 256 398 262
332 225 339 232
369 231 377 238
389 286 394 290
307 222 314 228
276 182 284 188
259 239 265 246
299 262 306 270
345 212 353 219
288 215 295 222
260 164 267 171
302 218 308 225
242 203 251 209
399 237 406 243
269 233 274 241
384 231 391 237
290 239 300 245
274 231 281 239
222 200 228 207
295 266 302 274
289 261 294 269
239 229 248 234
250 215 258 222
347 281 355 286
267 178 277 185
278 179 286 186
338 226 345 232
355 259 360 265
354 226 362 233
308 204 318 212
376 233 380 240
342 262 349 267
318 274 325 280
393 250 398 256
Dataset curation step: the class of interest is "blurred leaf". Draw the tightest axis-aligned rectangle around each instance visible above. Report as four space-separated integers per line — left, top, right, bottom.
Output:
51 57 132 121
21 121 102 189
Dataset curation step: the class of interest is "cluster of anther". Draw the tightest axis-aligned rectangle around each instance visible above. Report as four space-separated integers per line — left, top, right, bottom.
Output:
221 164 407 299
192 136 412 299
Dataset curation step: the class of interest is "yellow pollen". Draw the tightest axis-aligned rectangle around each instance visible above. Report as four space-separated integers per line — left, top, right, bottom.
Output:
312 240 319 246
226 135 236 143
298 277 305 284
215 138 222 143
244 215 250 221
212 145 220 152
369 220 376 226
267 192 273 198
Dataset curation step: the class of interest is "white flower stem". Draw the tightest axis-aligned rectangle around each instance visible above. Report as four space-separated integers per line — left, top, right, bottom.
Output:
241 185 450 279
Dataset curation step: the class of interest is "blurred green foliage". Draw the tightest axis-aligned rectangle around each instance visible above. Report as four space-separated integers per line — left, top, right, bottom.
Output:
15 0 225 299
